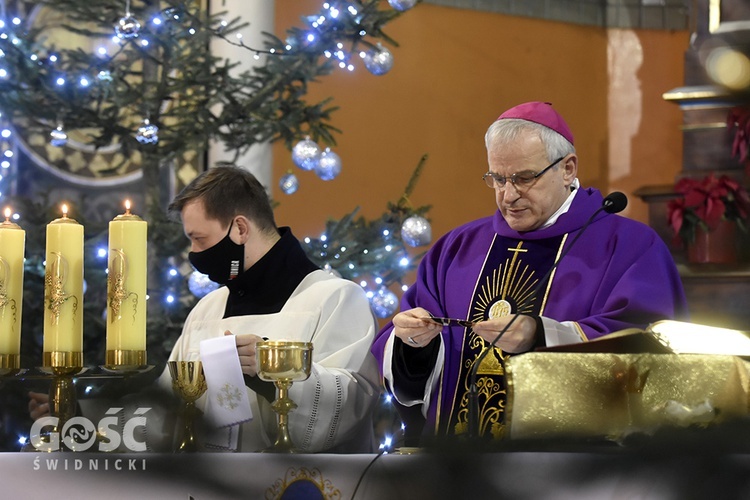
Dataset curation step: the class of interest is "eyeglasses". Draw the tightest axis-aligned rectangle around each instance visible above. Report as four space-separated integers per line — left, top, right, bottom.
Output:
422 314 475 328
482 156 565 190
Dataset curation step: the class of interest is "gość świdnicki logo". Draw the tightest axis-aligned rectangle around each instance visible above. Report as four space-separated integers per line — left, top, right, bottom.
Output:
30 408 150 452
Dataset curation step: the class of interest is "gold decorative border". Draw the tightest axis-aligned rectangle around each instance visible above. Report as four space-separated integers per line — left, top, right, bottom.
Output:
42 350 83 369
265 467 341 500
105 349 147 369
0 353 20 370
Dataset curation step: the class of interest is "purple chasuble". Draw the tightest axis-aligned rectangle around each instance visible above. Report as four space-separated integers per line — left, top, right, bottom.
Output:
371 187 688 439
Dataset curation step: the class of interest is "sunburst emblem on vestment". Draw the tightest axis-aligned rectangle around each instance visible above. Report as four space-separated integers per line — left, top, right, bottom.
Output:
471 243 540 324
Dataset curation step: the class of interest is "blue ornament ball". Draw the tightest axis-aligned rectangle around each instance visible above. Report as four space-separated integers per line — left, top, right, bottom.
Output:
292 137 321 171
315 148 342 181
188 270 220 298
363 44 394 76
50 126 68 147
279 172 299 195
370 287 399 318
136 119 159 144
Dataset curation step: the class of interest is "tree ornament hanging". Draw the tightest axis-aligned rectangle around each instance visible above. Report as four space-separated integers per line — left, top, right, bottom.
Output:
401 215 432 247
292 136 321 171
49 125 68 147
315 148 342 180
115 1 141 39
279 171 300 195
188 270 220 298
370 287 399 318
363 44 394 76
115 13 141 39
388 0 418 12
136 118 159 144
97 70 113 83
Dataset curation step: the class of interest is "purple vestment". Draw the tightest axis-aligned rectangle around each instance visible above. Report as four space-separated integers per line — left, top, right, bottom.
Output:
372 187 688 437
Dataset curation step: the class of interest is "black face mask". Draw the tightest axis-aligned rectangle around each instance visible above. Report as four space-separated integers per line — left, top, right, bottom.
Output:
188 222 244 285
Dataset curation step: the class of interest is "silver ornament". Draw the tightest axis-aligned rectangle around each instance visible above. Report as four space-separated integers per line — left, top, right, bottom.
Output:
401 215 432 247
363 44 393 76
97 70 113 82
279 171 299 195
49 125 68 147
315 148 342 181
292 137 321 171
115 14 141 39
370 287 399 318
388 0 418 11
188 270 220 298
136 119 159 144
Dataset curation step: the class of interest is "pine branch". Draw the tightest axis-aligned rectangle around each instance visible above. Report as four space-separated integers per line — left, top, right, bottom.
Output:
0 0 412 160
302 155 431 287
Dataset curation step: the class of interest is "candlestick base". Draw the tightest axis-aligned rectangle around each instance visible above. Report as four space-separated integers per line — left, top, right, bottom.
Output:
0 354 20 376
104 349 147 372
42 351 83 372
38 353 84 452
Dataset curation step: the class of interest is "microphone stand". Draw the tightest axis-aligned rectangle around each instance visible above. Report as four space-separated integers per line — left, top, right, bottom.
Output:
466 192 627 440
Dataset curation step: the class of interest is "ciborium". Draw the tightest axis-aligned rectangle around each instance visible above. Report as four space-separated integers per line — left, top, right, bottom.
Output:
256 341 313 453
168 360 207 452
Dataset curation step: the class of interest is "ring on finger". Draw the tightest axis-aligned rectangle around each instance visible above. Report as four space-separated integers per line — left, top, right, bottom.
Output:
407 336 419 346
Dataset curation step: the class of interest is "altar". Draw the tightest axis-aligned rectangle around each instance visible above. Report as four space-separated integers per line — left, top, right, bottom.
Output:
4 322 750 498
3 441 750 499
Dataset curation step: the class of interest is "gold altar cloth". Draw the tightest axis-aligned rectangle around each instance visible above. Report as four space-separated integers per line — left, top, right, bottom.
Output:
506 353 750 441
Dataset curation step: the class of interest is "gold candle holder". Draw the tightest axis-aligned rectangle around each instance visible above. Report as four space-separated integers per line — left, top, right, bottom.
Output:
104 349 147 372
38 352 85 450
168 361 207 452
256 341 313 453
0 353 20 376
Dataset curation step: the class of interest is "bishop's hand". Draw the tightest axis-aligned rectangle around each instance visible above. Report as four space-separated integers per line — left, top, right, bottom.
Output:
392 307 442 348
472 315 537 353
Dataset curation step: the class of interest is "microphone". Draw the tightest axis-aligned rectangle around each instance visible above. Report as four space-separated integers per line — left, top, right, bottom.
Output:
466 191 628 439
602 191 628 214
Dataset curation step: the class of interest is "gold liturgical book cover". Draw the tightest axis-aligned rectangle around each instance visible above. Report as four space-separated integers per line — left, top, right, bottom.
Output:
537 320 750 357
507 321 750 441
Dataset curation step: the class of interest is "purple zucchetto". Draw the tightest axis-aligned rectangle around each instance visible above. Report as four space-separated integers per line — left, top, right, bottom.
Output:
497 101 574 146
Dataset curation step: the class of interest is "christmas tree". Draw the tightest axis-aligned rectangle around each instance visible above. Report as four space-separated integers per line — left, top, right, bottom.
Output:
1 0 424 358
0 1 426 450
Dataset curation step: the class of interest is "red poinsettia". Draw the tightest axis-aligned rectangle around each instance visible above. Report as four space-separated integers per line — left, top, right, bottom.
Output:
667 174 750 245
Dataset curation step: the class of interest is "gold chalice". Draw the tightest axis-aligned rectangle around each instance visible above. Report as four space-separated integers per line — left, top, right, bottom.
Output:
168 361 207 453
256 340 313 453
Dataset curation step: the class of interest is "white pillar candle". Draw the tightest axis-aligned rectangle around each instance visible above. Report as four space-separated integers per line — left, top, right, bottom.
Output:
0 207 25 368
43 204 84 367
106 200 148 363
